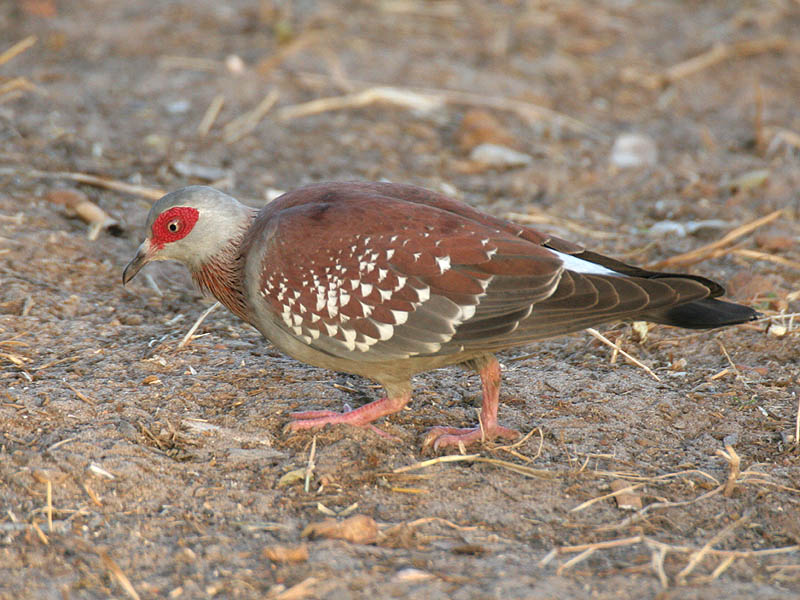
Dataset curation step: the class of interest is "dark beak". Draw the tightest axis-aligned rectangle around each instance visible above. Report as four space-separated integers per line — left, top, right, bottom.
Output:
122 241 153 285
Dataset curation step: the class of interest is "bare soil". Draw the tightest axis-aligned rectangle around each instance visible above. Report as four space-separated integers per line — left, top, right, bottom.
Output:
1 1 799 598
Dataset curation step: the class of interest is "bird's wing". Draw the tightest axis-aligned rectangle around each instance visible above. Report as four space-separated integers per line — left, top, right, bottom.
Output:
248 193 563 361
246 185 715 361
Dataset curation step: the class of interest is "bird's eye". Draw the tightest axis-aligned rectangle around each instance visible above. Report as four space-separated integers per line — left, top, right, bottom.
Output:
167 220 180 233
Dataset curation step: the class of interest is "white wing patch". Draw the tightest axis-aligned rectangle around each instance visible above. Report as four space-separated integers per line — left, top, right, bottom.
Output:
549 250 620 276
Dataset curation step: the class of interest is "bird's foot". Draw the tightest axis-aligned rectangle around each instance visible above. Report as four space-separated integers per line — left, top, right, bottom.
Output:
286 396 409 440
423 424 520 451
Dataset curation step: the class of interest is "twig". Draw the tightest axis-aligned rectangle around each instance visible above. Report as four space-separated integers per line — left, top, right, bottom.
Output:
197 94 225 136
676 513 750 584
648 209 784 269
505 211 619 240
99 550 141 600
586 327 661 382
256 30 324 77
45 479 53 532
649 37 798 88
223 90 279 143
717 444 741 497
279 82 600 138
795 392 799 450
177 302 220 349
393 454 481 473
731 249 800 271
393 454 556 479
304 436 317 494
570 483 646 513
0 36 37 67
26 169 165 201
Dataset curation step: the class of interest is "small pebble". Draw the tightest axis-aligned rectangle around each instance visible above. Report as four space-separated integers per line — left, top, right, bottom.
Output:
470 143 532 168
610 133 658 168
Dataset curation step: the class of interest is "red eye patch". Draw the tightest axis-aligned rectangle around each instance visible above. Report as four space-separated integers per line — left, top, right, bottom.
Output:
151 206 199 248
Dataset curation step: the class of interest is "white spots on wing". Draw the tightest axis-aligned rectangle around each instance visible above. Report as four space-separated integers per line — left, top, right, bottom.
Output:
435 255 451 274
415 286 430 302
326 295 339 318
359 301 373 318
265 230 491 355
374 320 395 339
460 305 477 320
390 310 408 326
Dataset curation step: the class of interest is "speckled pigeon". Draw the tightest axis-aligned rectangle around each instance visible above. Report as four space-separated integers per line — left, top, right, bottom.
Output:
123 182 758 448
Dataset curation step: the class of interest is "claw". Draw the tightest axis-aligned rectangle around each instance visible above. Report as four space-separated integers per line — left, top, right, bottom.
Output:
423 425 520 451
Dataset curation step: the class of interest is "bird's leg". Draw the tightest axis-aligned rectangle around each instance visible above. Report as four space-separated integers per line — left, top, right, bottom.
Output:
424 355 520 450
287 387 412 438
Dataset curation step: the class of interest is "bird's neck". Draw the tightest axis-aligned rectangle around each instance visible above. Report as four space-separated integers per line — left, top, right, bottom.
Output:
191 215 255 324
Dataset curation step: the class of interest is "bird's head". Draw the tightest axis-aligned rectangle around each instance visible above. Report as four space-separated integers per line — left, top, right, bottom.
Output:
122 186 252 284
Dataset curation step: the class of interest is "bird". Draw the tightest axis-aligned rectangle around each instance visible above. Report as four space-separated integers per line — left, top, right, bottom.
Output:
122 182 759 449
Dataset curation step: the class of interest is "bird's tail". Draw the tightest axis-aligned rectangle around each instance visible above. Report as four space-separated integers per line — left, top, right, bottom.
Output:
640 298 761 330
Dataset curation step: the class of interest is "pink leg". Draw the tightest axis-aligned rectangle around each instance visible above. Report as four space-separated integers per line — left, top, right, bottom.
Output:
286 391 412 438
424 356 520 450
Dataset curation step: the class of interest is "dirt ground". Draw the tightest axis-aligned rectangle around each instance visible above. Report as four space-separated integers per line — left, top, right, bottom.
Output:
1 1 800 598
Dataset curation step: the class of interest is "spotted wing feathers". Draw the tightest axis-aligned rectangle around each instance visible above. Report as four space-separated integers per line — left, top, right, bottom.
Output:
246 183 729 362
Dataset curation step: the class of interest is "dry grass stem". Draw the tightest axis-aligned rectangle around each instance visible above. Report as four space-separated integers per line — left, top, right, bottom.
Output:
65 383 98 405
197 95 225 136
178 302 220 349
505 211 618 240
649 37 798 88
795 392 799 449
648 209 784 269
0 77 36 98
570 483 646 513
278 83 598 137
158 55 220 72
269 576 318 600
651 545 669 588
304 435 317 494
223 90 280 143
493 426 544 462
45 479 53 532
257 31 324 77
31 520 48 545
717 341 744 383
549 533 799 583
557 547 596 575
100 550 141 600
586 327 661 382
676 513 750 584
393 454 481 473
717 444 741 497
709 555 737 582
0 35 37 67
732 248 800 271
393 454 556 479
27 169 165 201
